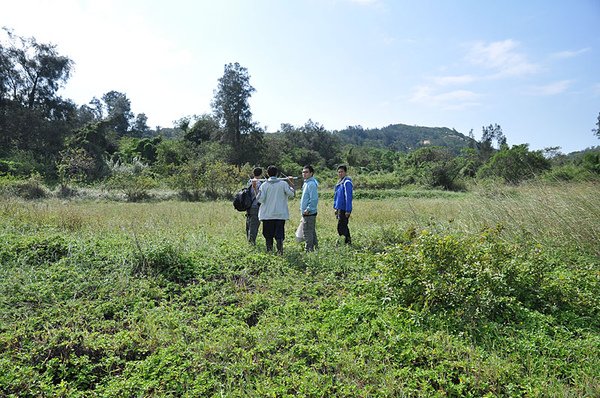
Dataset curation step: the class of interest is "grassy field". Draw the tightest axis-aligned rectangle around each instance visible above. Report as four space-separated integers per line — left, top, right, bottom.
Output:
1 182 599 397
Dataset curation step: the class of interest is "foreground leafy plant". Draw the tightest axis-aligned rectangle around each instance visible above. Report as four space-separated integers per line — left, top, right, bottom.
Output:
373 227 600 332
0 192 598 397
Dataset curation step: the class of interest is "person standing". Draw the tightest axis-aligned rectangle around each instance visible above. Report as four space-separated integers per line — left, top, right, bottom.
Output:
300 165 319 252
246 167 262 245
333 165 353 245
255 165 295 254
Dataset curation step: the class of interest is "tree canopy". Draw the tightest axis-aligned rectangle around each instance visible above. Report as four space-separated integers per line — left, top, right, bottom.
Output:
211 62 262 165
1 28 599 192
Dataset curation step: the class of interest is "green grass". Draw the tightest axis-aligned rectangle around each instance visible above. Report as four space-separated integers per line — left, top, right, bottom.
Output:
0 182 598 397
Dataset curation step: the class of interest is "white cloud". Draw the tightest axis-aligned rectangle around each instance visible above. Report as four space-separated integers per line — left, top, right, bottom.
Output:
346 0 380 5
432 74 477 86
526 80 573 96
466 39 539 78
410 85 481 110
551 48 590 59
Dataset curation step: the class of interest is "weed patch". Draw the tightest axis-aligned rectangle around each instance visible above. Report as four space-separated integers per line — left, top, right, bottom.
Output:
1 188 598 397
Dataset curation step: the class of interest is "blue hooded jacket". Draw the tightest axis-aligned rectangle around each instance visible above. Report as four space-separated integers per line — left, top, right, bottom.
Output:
300 176 318 215
333 176 353 213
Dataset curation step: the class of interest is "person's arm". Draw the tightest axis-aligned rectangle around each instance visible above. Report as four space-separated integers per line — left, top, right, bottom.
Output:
285 177 295 197
344 180 353 215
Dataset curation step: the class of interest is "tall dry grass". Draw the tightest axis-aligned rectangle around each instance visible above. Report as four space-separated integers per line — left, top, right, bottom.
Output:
462 181 600 254
2 181 598 254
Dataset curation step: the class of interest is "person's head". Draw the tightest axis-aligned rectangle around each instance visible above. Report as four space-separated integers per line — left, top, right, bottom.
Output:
302 165 314 179
252 167 262 178
337 165 347 179
267 165 278 177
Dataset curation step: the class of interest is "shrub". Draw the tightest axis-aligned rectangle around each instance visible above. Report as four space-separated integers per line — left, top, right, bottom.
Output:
171 160 250 201
55 184 78 199
132 243 195 284
541 164 597 182
104 158 158 202
2 234 71 265
0 174 48 200
352 173 403 189
0 150 44 177
477 144 550 184
397 147 464 190
374 228 550 329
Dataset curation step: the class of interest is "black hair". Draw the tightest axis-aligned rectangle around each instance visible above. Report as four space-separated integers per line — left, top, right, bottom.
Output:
253 167 262 177
337 164 347 172
267 165 278 177
303 165 314 174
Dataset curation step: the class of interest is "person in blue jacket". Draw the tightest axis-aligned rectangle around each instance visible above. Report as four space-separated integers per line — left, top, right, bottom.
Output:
300 164 319 252
333 164 353 245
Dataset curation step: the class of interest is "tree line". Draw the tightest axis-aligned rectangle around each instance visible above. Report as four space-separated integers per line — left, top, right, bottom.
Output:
1 28 599 199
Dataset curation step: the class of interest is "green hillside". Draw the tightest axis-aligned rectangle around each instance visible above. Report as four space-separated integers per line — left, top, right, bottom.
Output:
336 124 476 153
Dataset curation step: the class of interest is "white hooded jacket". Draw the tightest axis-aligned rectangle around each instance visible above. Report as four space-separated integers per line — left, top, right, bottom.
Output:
257 177 295 220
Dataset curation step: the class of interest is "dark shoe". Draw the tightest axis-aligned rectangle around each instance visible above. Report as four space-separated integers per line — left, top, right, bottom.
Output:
276 240 283 255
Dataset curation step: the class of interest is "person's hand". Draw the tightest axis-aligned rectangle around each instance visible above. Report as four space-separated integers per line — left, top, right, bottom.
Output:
303 209 309 215
346 212 351 218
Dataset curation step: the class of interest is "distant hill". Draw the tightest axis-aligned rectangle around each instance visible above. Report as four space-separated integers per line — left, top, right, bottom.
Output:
335 124 476 153
564 145 600 158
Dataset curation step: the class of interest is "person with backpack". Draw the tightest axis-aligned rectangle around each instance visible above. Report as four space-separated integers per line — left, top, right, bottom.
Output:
333 164 353 245
254 165 295 254
246 167 263 245
300 165 319 252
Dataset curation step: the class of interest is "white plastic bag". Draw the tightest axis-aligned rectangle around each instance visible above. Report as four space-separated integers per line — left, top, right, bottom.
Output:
295 219 305 242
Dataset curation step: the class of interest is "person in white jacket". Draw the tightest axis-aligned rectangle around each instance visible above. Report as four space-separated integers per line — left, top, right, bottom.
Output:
253 165 295 254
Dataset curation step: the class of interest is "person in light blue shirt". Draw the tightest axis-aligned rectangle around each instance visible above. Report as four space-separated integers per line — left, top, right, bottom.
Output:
333 164 353 245
300 164 319 252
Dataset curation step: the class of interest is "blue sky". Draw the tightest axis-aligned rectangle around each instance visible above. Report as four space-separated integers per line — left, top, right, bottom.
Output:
2 0 599 153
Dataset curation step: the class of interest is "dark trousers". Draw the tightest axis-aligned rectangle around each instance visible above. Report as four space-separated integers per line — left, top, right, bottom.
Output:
336 210 351 244
262 219 285 252
246 207 260 244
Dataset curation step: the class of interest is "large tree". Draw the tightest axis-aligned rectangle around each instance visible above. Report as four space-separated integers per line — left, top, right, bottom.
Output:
0 28 76 160
101 91 134 136
279 120 342 169
181 114 220 145
478 124 507 162
0 28 73 110
211 62 261 164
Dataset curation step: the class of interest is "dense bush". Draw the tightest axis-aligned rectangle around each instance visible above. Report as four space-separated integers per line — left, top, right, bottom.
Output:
131 242 196 283
171 160 250 201
477 144 550 184
352 172 403 189
0 173 48 199
396 146 465 190
541 164 598 182
374 227 600 331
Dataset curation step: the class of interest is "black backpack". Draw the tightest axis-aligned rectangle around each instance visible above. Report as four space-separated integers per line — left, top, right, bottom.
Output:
233 186 253 211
